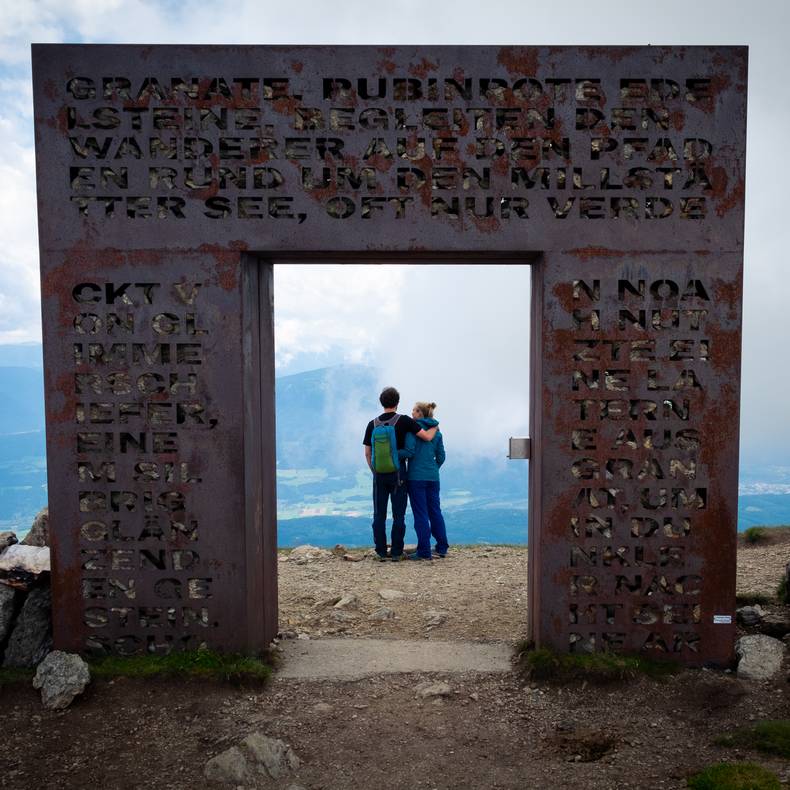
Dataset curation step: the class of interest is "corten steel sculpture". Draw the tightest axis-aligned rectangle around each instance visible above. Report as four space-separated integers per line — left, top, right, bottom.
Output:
32 45 747 664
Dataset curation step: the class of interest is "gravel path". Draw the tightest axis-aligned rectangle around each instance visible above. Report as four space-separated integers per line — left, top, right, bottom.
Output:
278 538 790 643
277 637 513 678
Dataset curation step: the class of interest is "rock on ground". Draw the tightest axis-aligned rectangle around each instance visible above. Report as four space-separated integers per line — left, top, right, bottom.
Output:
329 610 358 622
3 585 52 668
0 584 18 643
377 588 405 601
759 612 790 639
416 681 452 699
21 508 49 547
333 594 358 609
735 634 786 680
32 651 90 709
736 604 764 626
0 545 50 575
205 732 300 784
286 545 332 564
0 531 17 552
0 545 50 590
423 610 448 629
204 746 248 784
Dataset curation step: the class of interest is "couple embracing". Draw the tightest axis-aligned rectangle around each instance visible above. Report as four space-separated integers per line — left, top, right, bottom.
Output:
362 386 449 562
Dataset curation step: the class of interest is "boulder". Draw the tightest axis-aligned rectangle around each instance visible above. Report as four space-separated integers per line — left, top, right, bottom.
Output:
735 634 786 680
242 732 301 779
205 746 248 784
369 607 395 621
32 651 90 709
21 508 49 547
736 605 764 627
759 612 790 640
3 585 52 668
782 563 790 604
0 584 19 644
0 531 17 552
0 545 50 590
205 732 300 785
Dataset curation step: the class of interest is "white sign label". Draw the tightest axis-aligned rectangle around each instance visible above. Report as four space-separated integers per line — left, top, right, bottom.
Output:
713 614 732 624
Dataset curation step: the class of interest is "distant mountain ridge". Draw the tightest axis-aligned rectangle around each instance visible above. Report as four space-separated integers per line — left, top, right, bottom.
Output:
0 345 787 539
273 363 529 545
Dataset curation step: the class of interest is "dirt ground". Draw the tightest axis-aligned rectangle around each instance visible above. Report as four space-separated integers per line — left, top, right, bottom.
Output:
1 535 789 790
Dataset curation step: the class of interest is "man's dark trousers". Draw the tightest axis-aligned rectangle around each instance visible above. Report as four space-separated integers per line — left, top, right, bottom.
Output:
372 470 408 558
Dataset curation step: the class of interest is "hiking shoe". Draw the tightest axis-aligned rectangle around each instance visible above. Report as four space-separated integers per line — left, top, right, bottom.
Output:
406 552 432 561
390 554 404 562
431 551 447 559
374 553 389 562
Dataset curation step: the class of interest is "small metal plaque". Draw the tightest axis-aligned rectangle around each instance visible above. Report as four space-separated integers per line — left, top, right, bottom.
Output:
508 437 531 460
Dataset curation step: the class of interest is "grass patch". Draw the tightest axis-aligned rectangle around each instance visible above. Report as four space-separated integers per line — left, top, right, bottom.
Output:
715 720 790 760
0 666 34 685
515 643 679 685
687 762 781 790
743 527 767 545
736 593 773 607
90 649 271 685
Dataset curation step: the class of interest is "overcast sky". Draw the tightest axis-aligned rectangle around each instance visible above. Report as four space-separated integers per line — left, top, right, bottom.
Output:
0 0 787 466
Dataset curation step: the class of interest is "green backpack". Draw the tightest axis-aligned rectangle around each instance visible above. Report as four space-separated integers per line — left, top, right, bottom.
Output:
371 415 400 474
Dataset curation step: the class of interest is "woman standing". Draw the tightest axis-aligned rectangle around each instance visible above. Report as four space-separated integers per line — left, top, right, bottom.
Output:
403 402 449 560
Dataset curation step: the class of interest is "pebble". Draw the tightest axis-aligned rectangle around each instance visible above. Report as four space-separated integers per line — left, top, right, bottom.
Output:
378 589 405 601
423 610 448 628
314 595 341 608
333 594 359 610
415 681 452 699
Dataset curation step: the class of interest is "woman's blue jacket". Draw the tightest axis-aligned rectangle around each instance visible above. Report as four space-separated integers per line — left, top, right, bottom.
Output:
402 418 445 481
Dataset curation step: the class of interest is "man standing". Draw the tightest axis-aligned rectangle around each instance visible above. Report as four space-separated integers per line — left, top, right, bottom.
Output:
363 387 437 561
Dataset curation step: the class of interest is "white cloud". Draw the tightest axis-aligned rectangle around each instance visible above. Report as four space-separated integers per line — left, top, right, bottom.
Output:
274 264 406 367
373 264 532 459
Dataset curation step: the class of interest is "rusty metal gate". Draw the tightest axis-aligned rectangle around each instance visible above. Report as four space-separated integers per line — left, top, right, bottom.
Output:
32 45 747 665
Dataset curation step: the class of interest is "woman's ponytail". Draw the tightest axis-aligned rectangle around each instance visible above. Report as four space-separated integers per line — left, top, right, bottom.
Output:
415 401 437 418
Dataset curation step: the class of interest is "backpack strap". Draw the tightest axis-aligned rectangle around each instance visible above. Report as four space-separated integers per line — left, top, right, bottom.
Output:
373 414 400 428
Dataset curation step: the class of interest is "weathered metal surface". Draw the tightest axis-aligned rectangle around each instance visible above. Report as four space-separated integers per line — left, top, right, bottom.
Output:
535 250 742 662
508 437 531 460
31 45 746 663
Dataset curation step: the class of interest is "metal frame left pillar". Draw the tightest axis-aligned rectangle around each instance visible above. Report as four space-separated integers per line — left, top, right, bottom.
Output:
42 246 275 655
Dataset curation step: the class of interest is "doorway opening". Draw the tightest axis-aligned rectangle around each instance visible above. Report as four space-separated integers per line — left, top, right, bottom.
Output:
242 255 541 643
